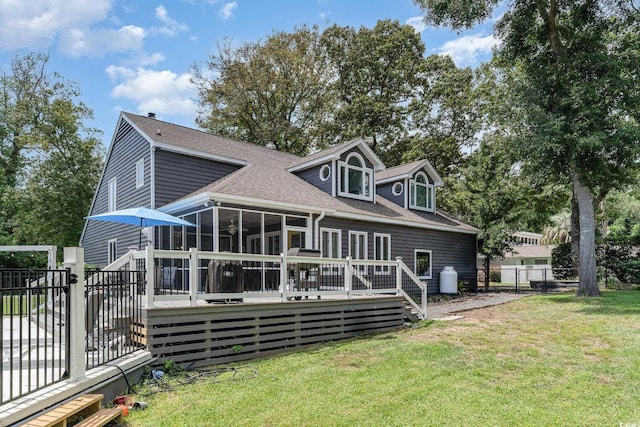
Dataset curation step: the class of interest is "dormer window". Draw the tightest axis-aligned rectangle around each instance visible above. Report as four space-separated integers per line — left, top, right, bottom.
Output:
409 172 434 212
338 153 374 201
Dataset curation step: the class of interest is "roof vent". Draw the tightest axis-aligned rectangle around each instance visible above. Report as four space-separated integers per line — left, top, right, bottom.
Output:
156 129 162 136
148 112 156 119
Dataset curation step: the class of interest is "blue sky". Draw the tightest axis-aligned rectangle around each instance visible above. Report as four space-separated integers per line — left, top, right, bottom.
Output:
0 0 498 147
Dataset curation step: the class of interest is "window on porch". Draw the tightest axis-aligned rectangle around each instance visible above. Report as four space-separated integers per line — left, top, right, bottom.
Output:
321 228 342 259
374 233 390 275
349 231 367 272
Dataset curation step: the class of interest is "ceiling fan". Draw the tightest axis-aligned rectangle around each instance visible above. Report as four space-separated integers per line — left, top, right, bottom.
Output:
220 219 247 235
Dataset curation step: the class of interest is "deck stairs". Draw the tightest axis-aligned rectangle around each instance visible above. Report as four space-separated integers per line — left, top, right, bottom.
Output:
20 393 123 427
403 303 421 322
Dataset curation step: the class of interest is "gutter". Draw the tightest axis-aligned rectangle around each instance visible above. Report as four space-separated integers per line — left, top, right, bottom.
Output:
159 192 334 216
314 211 327 250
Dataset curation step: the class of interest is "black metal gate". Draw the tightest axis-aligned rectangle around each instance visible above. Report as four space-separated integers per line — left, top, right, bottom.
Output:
0 268 70 404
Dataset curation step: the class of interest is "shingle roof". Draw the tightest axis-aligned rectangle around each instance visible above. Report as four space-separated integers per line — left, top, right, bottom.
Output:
125 112 301 167
376 160 425 181
506 245 554 258
122 112 476 234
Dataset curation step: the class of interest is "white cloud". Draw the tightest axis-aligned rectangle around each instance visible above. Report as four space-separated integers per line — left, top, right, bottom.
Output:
218 2 237 20
58 25 145 57
138 52 166 66
108 67 198 119
405 16 427 33
0 0 112 49
154 5 189 37
437 34 499 67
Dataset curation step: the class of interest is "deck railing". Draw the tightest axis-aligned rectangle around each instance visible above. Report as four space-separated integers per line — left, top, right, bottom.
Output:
84 269 145 369
122 247 427 319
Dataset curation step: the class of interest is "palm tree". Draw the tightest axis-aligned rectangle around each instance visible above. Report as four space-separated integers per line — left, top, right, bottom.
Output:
541 211 571 245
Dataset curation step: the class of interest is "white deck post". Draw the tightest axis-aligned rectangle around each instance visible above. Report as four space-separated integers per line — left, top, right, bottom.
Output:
280 252 288 302
189 248 198 306
145 246 155 308
422 280 428 320
128 247 136 295
346 256 353 299
63 247 85 381
395 256 403 296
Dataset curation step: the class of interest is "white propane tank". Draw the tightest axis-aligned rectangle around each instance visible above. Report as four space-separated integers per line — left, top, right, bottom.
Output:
439 266 458 294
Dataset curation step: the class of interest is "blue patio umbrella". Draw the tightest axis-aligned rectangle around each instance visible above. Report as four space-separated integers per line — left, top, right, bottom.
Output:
86 207 197 248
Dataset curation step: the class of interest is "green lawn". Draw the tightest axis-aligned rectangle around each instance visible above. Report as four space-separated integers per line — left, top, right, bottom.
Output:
125 291 640 427
2 294 44 315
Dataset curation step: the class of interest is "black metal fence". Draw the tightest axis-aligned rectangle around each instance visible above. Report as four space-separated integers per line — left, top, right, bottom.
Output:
0 267 146 405
476 266 579 293
0 268 70 405
84 269 145 369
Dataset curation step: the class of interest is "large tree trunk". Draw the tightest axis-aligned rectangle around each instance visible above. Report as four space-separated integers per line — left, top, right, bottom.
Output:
570 192 580 275
572 173 600 296
484 256 491 291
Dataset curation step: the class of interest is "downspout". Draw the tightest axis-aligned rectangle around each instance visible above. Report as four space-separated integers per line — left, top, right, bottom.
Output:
314 211 326 250
150 145 156 248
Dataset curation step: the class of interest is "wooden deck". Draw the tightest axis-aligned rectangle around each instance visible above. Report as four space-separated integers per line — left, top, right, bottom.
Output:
136 296 406 368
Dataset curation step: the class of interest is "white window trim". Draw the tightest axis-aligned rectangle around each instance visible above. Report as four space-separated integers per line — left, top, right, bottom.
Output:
320 227 342 258
135 158 145 189
348 230 368 273
414 249 432 280
409 172 434 212
107 239 117 265
319 164 331 182
374 233 391 275
338 153 374 202
108 178 117 212
320 227 342 274
391 182 403 196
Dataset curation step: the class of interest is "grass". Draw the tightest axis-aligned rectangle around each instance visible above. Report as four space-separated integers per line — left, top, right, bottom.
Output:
125 290 640 427
2 294 45 315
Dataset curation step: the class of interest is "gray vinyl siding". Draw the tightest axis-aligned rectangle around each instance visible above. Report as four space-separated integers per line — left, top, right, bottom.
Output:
82 120 152 265
294 162 332 195
154 150 241 207
377 182 405 208
320 216 477 294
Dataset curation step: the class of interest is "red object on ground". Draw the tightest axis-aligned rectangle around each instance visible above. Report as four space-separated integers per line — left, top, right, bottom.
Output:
118 405 129 417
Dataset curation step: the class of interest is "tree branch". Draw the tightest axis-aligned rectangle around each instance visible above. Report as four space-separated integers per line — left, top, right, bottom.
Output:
535 0 568 60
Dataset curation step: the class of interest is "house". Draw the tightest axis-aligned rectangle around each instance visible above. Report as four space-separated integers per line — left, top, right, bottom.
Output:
478 232 555 284
80 112 478 293
493 232 554 267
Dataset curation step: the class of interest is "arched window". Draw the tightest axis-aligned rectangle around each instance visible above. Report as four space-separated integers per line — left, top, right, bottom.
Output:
338 153 373 201
409 172 434 212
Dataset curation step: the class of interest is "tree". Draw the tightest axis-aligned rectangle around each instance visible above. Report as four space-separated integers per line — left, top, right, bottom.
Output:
194 20 481 179
541 211 572 245
448 135 529 289
394 55 481 177
415 0 640 295
192 25 335 155
320 20 426 159
0 53 104 265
